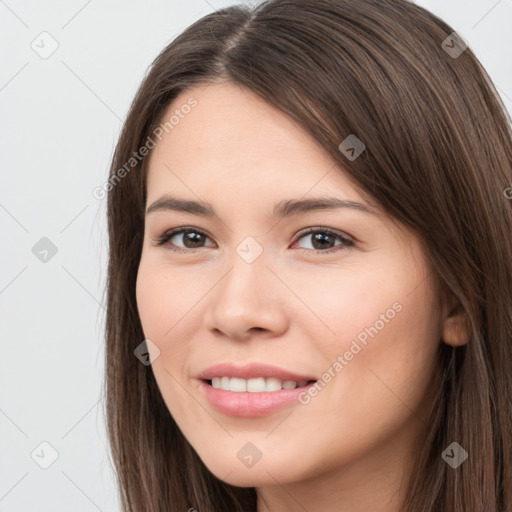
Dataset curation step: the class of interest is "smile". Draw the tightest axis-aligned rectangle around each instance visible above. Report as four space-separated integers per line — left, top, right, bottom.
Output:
196 362 318 416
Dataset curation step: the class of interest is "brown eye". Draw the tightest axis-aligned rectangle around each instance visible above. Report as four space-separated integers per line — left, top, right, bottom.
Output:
154 228 215 251
293 228 354 254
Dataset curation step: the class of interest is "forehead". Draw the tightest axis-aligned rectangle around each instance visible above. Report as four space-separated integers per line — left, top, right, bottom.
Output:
146 81 365 204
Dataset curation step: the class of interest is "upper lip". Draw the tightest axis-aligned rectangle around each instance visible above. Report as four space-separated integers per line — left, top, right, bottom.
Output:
198 362 317 382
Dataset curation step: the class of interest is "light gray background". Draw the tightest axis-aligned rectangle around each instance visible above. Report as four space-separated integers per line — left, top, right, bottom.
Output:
1 1 511 510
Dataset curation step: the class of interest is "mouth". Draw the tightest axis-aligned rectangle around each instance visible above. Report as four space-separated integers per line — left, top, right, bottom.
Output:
198 377 318 417
196 362 319 417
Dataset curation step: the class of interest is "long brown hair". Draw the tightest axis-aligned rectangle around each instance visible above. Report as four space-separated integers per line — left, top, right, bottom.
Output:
103 1 512 510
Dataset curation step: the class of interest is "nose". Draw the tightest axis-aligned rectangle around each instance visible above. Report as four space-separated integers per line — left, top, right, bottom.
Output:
205 249 288 342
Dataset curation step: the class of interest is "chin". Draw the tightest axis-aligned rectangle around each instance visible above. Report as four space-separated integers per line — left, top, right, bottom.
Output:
198 450 309 487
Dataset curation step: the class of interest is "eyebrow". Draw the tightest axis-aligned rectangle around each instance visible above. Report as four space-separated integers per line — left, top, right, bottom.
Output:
145 194 377 218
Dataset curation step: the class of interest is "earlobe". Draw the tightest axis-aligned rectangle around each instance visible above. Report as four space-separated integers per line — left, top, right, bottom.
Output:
441 307 470 347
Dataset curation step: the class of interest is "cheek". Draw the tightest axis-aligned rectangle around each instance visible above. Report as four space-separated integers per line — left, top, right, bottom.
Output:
135 261 203 341
307 253 440 371
136 268 168 341
360 292 441 404
135 264 191 410
317 280 441 428
289 262 402 354
300 258 441 418
279 285 441 477
136 264 195 420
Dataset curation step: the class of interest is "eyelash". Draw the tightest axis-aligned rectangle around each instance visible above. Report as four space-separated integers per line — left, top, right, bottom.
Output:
152 226 355 255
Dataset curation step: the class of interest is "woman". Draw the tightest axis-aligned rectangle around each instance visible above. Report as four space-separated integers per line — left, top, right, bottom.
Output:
103 0 512 510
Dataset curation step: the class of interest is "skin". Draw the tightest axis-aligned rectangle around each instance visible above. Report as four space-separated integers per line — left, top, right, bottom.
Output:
136 80 468 512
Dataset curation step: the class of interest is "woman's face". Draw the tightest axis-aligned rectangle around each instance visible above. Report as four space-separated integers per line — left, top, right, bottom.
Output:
136 81 445 492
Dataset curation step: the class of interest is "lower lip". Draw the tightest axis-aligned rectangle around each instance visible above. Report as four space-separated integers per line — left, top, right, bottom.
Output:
198 379 317 417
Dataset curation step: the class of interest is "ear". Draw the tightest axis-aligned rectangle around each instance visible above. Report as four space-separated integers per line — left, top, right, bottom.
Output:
441 294 470 347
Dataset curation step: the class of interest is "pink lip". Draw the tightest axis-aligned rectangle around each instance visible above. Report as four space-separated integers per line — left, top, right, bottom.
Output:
197 362 317 382
196 362 318 417
198 380 317 417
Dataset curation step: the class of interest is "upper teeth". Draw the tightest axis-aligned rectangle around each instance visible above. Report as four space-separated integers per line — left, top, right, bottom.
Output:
210 377 309 392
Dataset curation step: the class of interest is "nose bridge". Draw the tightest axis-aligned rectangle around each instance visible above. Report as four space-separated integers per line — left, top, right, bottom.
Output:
206 238 287 339
218 242 271 314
